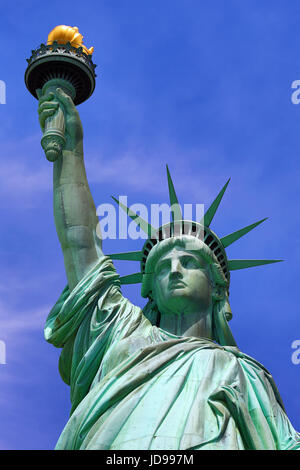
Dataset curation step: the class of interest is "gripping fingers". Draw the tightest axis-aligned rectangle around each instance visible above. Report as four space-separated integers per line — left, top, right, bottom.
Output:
38 101 59 114
38 100 59 130
38 92 54 105
39 108 57 130
55 88 76 114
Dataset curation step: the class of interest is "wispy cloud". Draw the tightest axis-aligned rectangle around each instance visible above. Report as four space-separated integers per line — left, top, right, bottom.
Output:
0 132 281 216
0 134 51 207
0 299 49 351
85 141 228 202
0 160 50 196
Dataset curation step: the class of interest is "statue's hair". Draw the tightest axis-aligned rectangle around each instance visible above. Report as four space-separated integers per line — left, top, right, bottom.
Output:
141 236 237 347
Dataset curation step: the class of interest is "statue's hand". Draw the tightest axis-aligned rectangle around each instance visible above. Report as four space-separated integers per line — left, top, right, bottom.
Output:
38 88 83 154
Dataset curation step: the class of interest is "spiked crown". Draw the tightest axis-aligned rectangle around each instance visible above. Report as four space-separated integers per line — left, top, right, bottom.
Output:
109 165 281 295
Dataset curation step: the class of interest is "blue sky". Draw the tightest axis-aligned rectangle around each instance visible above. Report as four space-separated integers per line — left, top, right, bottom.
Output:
0 0 299 449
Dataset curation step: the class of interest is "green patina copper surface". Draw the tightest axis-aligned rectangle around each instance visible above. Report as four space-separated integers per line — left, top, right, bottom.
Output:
36 81 299 450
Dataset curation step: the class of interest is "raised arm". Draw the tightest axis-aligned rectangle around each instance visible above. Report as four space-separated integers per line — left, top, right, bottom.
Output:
38 88 102 291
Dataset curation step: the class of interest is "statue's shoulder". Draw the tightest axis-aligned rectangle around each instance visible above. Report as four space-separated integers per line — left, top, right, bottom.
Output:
221 344 285 407
221 345 270 373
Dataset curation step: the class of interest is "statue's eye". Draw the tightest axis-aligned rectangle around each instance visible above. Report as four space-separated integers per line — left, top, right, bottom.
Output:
181 257 199 269
155 262 169 278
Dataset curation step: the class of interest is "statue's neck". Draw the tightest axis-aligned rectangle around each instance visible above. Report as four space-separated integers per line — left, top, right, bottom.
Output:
159 308 213 339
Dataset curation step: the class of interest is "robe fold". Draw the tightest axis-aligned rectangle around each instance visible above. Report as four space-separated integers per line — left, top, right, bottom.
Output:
44 257 300 450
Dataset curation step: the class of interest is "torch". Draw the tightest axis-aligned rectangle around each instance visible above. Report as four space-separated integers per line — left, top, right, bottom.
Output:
25 25 96 162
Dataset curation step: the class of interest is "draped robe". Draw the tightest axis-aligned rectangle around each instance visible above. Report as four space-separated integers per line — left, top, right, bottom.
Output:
44 257 300 450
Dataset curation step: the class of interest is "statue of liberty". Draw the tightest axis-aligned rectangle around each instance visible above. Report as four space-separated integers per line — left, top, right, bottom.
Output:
33 27 299 451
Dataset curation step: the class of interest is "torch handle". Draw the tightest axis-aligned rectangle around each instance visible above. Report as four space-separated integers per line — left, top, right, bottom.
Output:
37 80 75 162
41 106 66 162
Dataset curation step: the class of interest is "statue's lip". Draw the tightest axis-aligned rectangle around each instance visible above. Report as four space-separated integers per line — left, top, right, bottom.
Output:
169 280 186 289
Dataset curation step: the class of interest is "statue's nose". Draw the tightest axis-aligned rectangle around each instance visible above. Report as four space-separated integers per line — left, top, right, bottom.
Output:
170 259 183 278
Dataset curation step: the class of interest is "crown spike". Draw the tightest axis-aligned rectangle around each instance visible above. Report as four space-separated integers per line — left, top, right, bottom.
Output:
119 272 143 285
108 251 143 261
111 196 155 237
166 164 182 222
228 259 283 271
221 218 268 248
201 178 230 227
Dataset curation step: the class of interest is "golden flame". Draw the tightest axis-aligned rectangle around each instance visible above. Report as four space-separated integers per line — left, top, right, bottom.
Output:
47 25 94 55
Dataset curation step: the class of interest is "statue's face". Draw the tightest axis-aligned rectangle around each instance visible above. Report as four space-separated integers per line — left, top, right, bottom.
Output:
152 246 213 316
